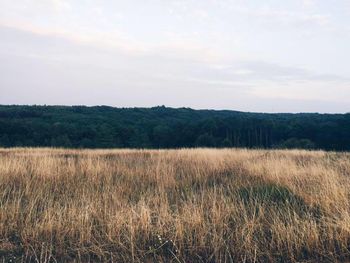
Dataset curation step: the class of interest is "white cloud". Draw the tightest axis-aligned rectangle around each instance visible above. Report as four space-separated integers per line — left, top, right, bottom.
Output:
301 0 316 8
232 69 254 75
250 79 350 103
233 5 331 28
50 0 71 12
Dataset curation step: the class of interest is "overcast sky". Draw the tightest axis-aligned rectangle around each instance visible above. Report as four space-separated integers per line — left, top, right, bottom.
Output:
1 0 350 112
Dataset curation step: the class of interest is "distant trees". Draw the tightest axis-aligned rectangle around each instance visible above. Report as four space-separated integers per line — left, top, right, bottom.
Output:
277 138 315 150
0 134 10 147
51 135 72 148
152 125 172 148
0 105 349 150
195 133 215 147
221 138 232 147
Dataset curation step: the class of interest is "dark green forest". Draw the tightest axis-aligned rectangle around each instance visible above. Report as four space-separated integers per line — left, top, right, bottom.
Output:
0 105 349 150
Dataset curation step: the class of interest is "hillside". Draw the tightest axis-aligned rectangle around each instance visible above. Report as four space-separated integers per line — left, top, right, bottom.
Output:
0 105 349 150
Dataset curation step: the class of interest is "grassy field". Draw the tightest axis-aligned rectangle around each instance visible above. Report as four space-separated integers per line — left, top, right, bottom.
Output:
1 148 350 262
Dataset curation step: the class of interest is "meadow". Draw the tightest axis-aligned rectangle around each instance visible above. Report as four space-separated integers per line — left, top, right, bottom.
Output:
1 148 350 262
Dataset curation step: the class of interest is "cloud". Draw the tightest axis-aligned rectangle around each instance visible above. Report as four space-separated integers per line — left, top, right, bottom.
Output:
1 23 348 106
50 0 71 12
0 23 148 56
1 21 226 66
301 0 316 8
249 79 350 103
233 5 331 28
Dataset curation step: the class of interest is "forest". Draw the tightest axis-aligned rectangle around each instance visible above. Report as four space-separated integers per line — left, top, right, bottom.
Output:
0 105 349 150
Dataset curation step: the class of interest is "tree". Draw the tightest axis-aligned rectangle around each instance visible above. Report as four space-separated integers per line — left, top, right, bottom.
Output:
51 135 72 148
152 125 172 148
0 134 10 147
0 105 349 150
278 138 315 150
195 133 216 147
221 138 232 148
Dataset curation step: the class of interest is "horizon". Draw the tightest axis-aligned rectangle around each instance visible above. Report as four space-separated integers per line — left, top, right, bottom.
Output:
1 1 350 113
1 103 350 115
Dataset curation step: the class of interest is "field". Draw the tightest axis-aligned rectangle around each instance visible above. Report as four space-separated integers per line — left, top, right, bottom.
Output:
1 148 350 262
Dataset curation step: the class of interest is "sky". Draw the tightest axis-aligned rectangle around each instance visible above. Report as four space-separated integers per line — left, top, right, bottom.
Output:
0 0 350 113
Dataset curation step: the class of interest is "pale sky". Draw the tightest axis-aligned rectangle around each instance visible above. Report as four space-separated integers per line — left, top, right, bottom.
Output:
1 0 350 113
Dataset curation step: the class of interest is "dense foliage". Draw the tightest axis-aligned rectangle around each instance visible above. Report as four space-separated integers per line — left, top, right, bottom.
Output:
0 105 349 150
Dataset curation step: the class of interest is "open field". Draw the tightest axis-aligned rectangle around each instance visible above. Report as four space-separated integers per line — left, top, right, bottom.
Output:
1 148 350 262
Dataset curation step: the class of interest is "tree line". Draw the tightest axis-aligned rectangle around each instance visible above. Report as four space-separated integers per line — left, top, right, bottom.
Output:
0 105 349 150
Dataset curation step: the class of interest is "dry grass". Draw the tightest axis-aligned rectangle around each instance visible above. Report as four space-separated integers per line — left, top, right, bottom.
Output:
1 148 350 262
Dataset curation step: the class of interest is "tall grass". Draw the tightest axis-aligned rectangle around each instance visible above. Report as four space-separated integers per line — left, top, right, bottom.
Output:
0 148 350 262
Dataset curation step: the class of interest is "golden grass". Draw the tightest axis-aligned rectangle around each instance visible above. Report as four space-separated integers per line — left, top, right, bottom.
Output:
1 148 350 262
